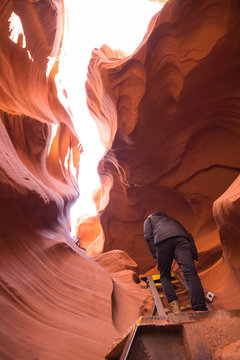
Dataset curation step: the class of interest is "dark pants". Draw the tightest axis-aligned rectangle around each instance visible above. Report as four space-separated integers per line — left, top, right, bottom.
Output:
156 236 207 311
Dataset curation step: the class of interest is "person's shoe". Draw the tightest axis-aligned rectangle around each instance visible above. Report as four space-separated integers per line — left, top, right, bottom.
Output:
169 300 181 313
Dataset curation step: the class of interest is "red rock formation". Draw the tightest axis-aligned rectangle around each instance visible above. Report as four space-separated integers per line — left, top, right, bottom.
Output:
1 0 240 359
0 1 151 359
86 0 240 309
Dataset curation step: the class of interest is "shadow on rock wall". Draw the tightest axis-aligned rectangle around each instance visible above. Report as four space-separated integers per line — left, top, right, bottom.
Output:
0 1 152 359
86 0 240 309
1 0 240 359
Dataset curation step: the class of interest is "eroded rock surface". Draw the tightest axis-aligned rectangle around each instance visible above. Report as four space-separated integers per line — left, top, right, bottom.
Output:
0 1 151 359
86 0 240 309
1 0 240 359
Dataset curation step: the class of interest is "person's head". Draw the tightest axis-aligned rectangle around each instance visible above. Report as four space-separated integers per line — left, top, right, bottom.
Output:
150 211 168 217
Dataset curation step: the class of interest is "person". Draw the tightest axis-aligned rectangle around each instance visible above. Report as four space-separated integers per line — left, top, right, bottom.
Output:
144 211 207 313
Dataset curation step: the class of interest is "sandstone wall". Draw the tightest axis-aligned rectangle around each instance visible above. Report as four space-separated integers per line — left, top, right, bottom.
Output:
1 0 240 359
0 1 151 359
86 0 240 308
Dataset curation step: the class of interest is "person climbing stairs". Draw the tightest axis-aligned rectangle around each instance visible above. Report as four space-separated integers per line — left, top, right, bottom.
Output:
140 271 214 317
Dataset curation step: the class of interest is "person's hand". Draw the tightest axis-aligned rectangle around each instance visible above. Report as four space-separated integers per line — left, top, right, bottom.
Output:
194 260 199 267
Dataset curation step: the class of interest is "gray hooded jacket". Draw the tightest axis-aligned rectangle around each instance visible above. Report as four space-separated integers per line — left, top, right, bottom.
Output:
144 212 198 260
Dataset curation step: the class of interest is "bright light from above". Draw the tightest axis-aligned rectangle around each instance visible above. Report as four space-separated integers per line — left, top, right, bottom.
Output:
60 0 164 234
9 12 26 47
8 11 34 61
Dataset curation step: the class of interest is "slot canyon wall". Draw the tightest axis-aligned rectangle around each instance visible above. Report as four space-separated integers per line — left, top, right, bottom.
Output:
0 1 152 359
86 0 240 309
0 0 240 360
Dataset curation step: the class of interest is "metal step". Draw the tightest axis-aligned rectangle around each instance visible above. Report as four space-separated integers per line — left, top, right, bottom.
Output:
105 310 240 360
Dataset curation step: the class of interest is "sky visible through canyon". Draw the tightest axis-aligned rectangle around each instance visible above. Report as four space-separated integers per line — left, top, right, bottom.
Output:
61 0 164 233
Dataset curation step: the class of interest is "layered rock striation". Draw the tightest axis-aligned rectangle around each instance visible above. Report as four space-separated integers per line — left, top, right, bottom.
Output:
1 0 240 359
86 0 240 308
0 1 151 359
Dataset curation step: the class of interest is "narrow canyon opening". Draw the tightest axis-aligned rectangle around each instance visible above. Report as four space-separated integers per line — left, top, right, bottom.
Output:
62 0 165 236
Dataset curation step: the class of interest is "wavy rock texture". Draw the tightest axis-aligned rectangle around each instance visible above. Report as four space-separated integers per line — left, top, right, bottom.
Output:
0 1 152 359
86 0 240 309
1 0 240 359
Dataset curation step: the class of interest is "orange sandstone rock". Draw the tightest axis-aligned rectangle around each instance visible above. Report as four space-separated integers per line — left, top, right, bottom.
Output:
86 0 240 309
0 1 151 359
1 0 240 359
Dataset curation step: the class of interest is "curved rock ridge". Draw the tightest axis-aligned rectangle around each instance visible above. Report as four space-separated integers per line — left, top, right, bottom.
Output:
0 1 152 359
1 0 240 359
86 0 240 308
0 0 80 227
